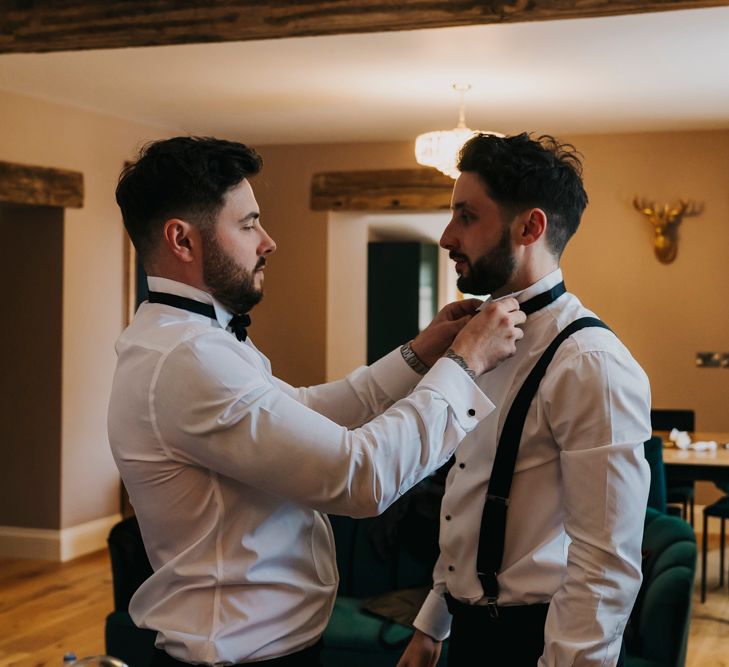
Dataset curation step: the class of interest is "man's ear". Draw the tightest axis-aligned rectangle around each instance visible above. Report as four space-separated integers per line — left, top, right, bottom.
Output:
515 208 547 247
162 218 197 263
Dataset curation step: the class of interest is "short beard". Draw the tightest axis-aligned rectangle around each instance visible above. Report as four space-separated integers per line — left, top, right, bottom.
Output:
201 229 263 314
454 224 516 296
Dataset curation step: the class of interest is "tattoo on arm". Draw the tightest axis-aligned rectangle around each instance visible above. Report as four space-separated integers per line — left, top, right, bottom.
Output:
445 348 476 381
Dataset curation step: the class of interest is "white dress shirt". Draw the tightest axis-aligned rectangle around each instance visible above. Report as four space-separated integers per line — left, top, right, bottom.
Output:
413 269 651 667
107 277 494 665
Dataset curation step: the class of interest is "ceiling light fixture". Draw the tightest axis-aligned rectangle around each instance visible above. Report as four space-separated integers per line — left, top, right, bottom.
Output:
414 83 503 180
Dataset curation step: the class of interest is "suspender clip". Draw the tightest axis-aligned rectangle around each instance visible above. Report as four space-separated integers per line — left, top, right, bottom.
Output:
485 597 499 619
486 494 510 506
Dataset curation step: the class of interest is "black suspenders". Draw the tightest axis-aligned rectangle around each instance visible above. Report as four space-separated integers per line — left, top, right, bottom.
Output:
476 316 612 612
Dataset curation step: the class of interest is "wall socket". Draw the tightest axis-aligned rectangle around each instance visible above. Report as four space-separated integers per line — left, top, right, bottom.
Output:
696 352 729 368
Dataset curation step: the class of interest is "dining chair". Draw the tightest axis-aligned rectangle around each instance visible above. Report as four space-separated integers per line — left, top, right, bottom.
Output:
650 409 696 526
700 481 729 603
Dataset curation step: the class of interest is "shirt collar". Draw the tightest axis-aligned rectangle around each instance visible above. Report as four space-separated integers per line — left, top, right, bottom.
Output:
146 276 234 330
491 268 564 305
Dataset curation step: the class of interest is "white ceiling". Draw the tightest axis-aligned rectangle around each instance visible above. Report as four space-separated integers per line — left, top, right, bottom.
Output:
0 6 728 145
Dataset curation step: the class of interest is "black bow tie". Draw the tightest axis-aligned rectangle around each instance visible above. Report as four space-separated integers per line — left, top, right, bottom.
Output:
519 281 566 315
228 313 251 342
147 292 251 342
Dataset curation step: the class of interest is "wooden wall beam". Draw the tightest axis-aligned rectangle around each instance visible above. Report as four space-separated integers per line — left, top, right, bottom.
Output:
311 169 454 212
1 0 727 54
0 160 84 209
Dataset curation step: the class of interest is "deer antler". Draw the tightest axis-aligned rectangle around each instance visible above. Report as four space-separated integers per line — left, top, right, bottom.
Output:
633 196 702 264
668 199 703 221
633 198 657 221
666 200 689 223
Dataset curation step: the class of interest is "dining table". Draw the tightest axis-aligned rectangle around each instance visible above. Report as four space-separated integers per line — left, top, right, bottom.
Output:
657 431 729 484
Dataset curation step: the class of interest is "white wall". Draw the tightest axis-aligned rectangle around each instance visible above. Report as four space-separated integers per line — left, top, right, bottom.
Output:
326 211 453 380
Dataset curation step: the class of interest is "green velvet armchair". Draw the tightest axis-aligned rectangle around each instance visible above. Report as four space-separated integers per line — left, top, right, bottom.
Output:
624 508 697 667
105 516 156 666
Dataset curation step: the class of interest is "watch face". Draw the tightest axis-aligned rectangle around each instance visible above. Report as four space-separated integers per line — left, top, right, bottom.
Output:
402 343 428 374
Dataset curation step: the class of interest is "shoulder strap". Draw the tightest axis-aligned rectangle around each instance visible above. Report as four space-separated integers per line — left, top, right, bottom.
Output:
476 316 611 605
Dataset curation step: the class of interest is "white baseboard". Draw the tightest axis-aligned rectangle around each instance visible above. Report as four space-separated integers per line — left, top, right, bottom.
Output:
0 513 121 561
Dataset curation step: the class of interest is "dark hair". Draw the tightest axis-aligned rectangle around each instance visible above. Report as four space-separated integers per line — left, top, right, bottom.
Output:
457 133 587 257
116 136 263 263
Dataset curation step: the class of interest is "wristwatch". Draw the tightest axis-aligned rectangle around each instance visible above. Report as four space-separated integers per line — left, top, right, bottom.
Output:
400 341 430 375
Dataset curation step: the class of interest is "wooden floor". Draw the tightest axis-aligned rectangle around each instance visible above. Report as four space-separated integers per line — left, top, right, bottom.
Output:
0 550 113 666
0 538 727 667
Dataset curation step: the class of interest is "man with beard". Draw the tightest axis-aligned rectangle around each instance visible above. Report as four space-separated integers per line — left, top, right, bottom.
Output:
108 136 526 667
397 133 651 667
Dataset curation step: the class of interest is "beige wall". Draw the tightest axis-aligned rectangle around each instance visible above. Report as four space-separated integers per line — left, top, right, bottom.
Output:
254 132 729 432
253 130 729 507
250 141 420 386
1 84 726 537
562 130 729 432
325 212 456 382
0 89 169 529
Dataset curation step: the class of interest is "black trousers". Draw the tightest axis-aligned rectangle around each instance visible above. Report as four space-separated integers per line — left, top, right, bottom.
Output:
151 639 323 667
445 596 625 667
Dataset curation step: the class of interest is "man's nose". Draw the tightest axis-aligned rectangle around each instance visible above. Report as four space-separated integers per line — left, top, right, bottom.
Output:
259 229 276 255
440 218 457 250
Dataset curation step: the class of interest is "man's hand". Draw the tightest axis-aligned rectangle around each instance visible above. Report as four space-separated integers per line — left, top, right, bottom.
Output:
410 298 483 368
397 629 442 667
449 297 526 376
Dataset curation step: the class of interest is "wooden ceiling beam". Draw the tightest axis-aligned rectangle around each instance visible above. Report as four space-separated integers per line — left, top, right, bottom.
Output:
0 160 84 209
1 0 727 54
311 169 454 212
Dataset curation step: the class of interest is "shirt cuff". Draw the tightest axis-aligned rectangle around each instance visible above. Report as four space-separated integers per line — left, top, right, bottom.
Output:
417 357 494 430
368 346 423 401
413 590 452 642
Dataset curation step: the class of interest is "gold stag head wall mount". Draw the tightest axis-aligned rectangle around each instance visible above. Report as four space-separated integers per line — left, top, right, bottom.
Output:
632 198 703 264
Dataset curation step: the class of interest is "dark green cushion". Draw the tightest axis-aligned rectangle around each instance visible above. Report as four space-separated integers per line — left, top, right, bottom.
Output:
105 611 156 667
322 597 448 667
625 657 663 667
643 437 667 513
624 508 696 667
324 596 414 650
325 484 447 667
